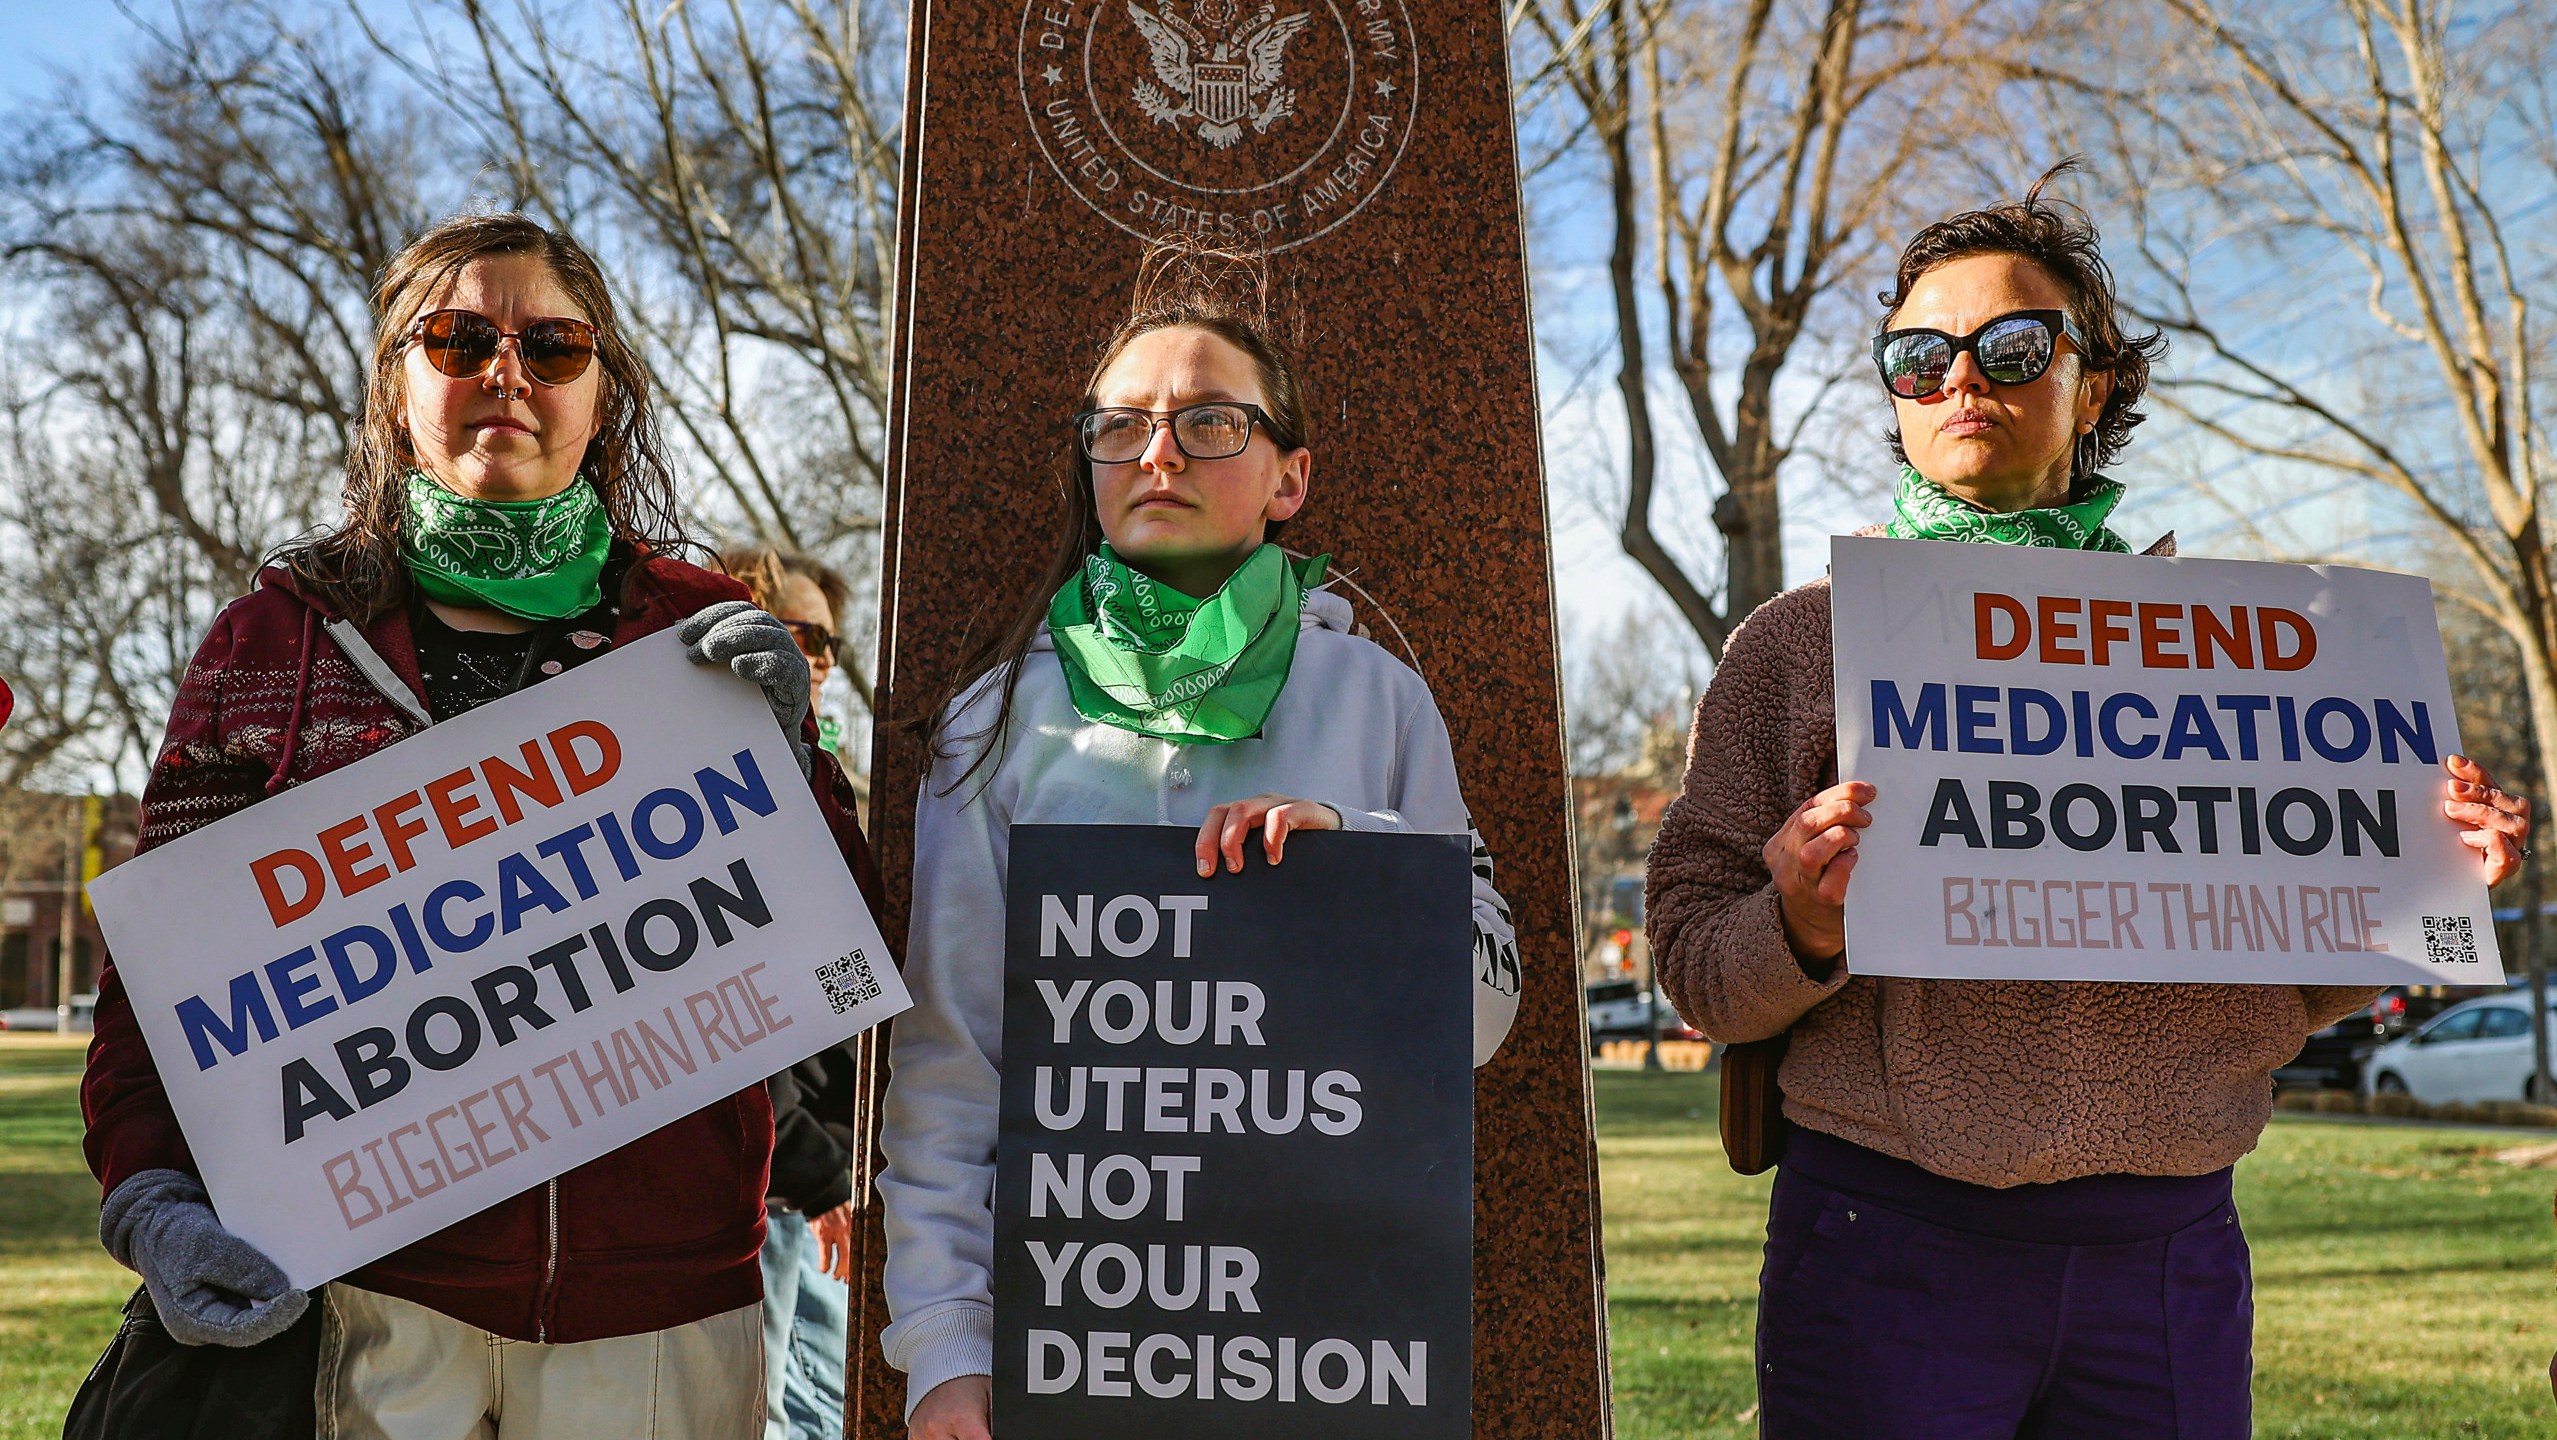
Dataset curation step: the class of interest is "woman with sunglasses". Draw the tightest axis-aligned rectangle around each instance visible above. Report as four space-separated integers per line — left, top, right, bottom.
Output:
877 255 1523 1440
1645 173 2531 1438
82 212 872 1438
719 545 856 759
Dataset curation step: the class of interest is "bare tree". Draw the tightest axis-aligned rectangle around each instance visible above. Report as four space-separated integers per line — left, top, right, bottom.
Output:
0 3 432 780
0 406 233 783
2062 0 2557 838
1517 0 2050 653
1563 601 1702 778
0 0 908 786
1561 602 1698 965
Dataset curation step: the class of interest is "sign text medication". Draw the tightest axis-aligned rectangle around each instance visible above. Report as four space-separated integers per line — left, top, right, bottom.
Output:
88 633 910 1288
1831 536 2500 984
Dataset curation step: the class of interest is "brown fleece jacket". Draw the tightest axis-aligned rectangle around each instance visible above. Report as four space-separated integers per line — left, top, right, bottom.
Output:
1646 574 2380 1187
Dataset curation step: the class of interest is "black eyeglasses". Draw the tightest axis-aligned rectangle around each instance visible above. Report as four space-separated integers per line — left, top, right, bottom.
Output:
1873 310 2088 399
1072 402 1293 464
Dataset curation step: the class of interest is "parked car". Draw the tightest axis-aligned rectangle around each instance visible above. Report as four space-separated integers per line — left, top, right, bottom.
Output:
2280 988 2432 1089
0 997 96 1033
1586 980 1648 1039
1584 980 1702 1048
2359 994 2557 1105
2279 984 2519 1089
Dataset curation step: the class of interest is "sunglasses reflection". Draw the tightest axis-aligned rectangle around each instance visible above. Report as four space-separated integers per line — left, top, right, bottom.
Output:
411 309 599 387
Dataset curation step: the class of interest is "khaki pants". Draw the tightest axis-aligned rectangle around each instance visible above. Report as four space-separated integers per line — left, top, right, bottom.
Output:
318 1285 765 1440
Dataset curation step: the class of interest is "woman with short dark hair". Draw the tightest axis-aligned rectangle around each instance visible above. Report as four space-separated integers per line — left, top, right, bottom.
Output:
1645 172 2530 1438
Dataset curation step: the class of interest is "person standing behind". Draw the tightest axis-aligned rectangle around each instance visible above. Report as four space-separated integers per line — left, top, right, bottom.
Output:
716 543 866 1440
1645 171 2532 1439
81 212 875 1439
722 546 858 762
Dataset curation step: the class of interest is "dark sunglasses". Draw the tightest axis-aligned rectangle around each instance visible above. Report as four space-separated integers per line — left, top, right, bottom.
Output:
1072 401 1295 464
780 618 836 661
407 309 600 388
1873 310 2088 399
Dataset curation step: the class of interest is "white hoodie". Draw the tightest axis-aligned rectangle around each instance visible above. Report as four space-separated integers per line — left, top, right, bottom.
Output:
876 587 1523 1414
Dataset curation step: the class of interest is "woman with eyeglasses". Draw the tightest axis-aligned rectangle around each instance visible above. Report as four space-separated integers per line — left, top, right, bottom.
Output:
82 212 873 1438
1644 172 2531 1438
877 254 1523 1440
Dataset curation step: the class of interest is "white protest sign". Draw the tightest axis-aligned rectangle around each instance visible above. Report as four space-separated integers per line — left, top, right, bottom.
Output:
1833 535 2501 984
89 632 909 1288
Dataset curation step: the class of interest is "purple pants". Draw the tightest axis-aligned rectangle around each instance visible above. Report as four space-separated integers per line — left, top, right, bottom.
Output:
1756 1128 2252 1440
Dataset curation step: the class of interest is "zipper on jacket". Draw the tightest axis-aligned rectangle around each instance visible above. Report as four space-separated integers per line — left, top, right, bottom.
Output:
536 1178 560 1342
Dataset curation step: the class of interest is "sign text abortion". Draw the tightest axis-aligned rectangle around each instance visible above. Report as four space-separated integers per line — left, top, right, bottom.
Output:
1831 536 2500 983
993 826 1473 1440
88 633 908 1287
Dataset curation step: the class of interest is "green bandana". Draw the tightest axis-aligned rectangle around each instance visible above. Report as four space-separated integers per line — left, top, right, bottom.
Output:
1884 465 2132 552
402 472 613 620
1047 543 1329 744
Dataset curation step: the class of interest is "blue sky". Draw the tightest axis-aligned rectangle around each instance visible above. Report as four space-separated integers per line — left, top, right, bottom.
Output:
3 0 2522 697
0 3 131 105
0 0 1691 657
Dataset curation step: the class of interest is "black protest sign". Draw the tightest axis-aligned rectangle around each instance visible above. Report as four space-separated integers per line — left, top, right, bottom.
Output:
994 824 1474 1440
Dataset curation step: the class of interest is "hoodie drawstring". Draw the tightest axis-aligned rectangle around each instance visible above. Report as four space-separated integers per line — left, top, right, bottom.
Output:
266 607 317 796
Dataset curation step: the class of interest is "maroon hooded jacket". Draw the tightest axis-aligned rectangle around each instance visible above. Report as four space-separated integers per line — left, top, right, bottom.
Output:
82 550 881 1343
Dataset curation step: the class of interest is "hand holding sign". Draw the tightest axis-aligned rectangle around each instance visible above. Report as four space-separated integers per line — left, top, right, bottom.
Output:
1765 780 1875 964
2444 754 2531 884
1193 793 1342 875
679 601 813 777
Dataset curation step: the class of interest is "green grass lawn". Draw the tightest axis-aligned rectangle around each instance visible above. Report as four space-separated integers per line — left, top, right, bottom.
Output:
1596 1068 2557 1439
0 1036 127 1440
3 1040 2550 1437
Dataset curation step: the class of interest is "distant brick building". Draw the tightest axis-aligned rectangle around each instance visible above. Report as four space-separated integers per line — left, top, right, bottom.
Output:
0 791 137 1012
1573 771 1675 987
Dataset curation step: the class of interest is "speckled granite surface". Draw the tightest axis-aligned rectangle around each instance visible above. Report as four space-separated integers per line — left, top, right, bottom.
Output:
850 3 1608 1434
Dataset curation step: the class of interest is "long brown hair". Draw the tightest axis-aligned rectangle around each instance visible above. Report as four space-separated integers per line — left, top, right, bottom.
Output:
914 243 1313 792
275 212 686 620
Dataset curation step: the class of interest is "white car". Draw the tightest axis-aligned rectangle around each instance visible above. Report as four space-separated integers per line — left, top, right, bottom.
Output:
1585 980 1654 1038
2360 994 2557 1105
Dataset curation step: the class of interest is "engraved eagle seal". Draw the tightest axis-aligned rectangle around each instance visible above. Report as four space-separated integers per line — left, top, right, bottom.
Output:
1125 0 1315 150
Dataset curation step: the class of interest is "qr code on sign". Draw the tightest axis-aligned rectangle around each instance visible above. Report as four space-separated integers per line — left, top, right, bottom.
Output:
815 949 882 1014
2423 916 2480 967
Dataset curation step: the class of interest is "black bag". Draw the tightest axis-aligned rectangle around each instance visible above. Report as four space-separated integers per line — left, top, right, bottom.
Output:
62 1285 322 1440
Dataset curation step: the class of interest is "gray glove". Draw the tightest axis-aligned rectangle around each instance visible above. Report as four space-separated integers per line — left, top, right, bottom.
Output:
101 1169 308 1348
678 600 814 779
